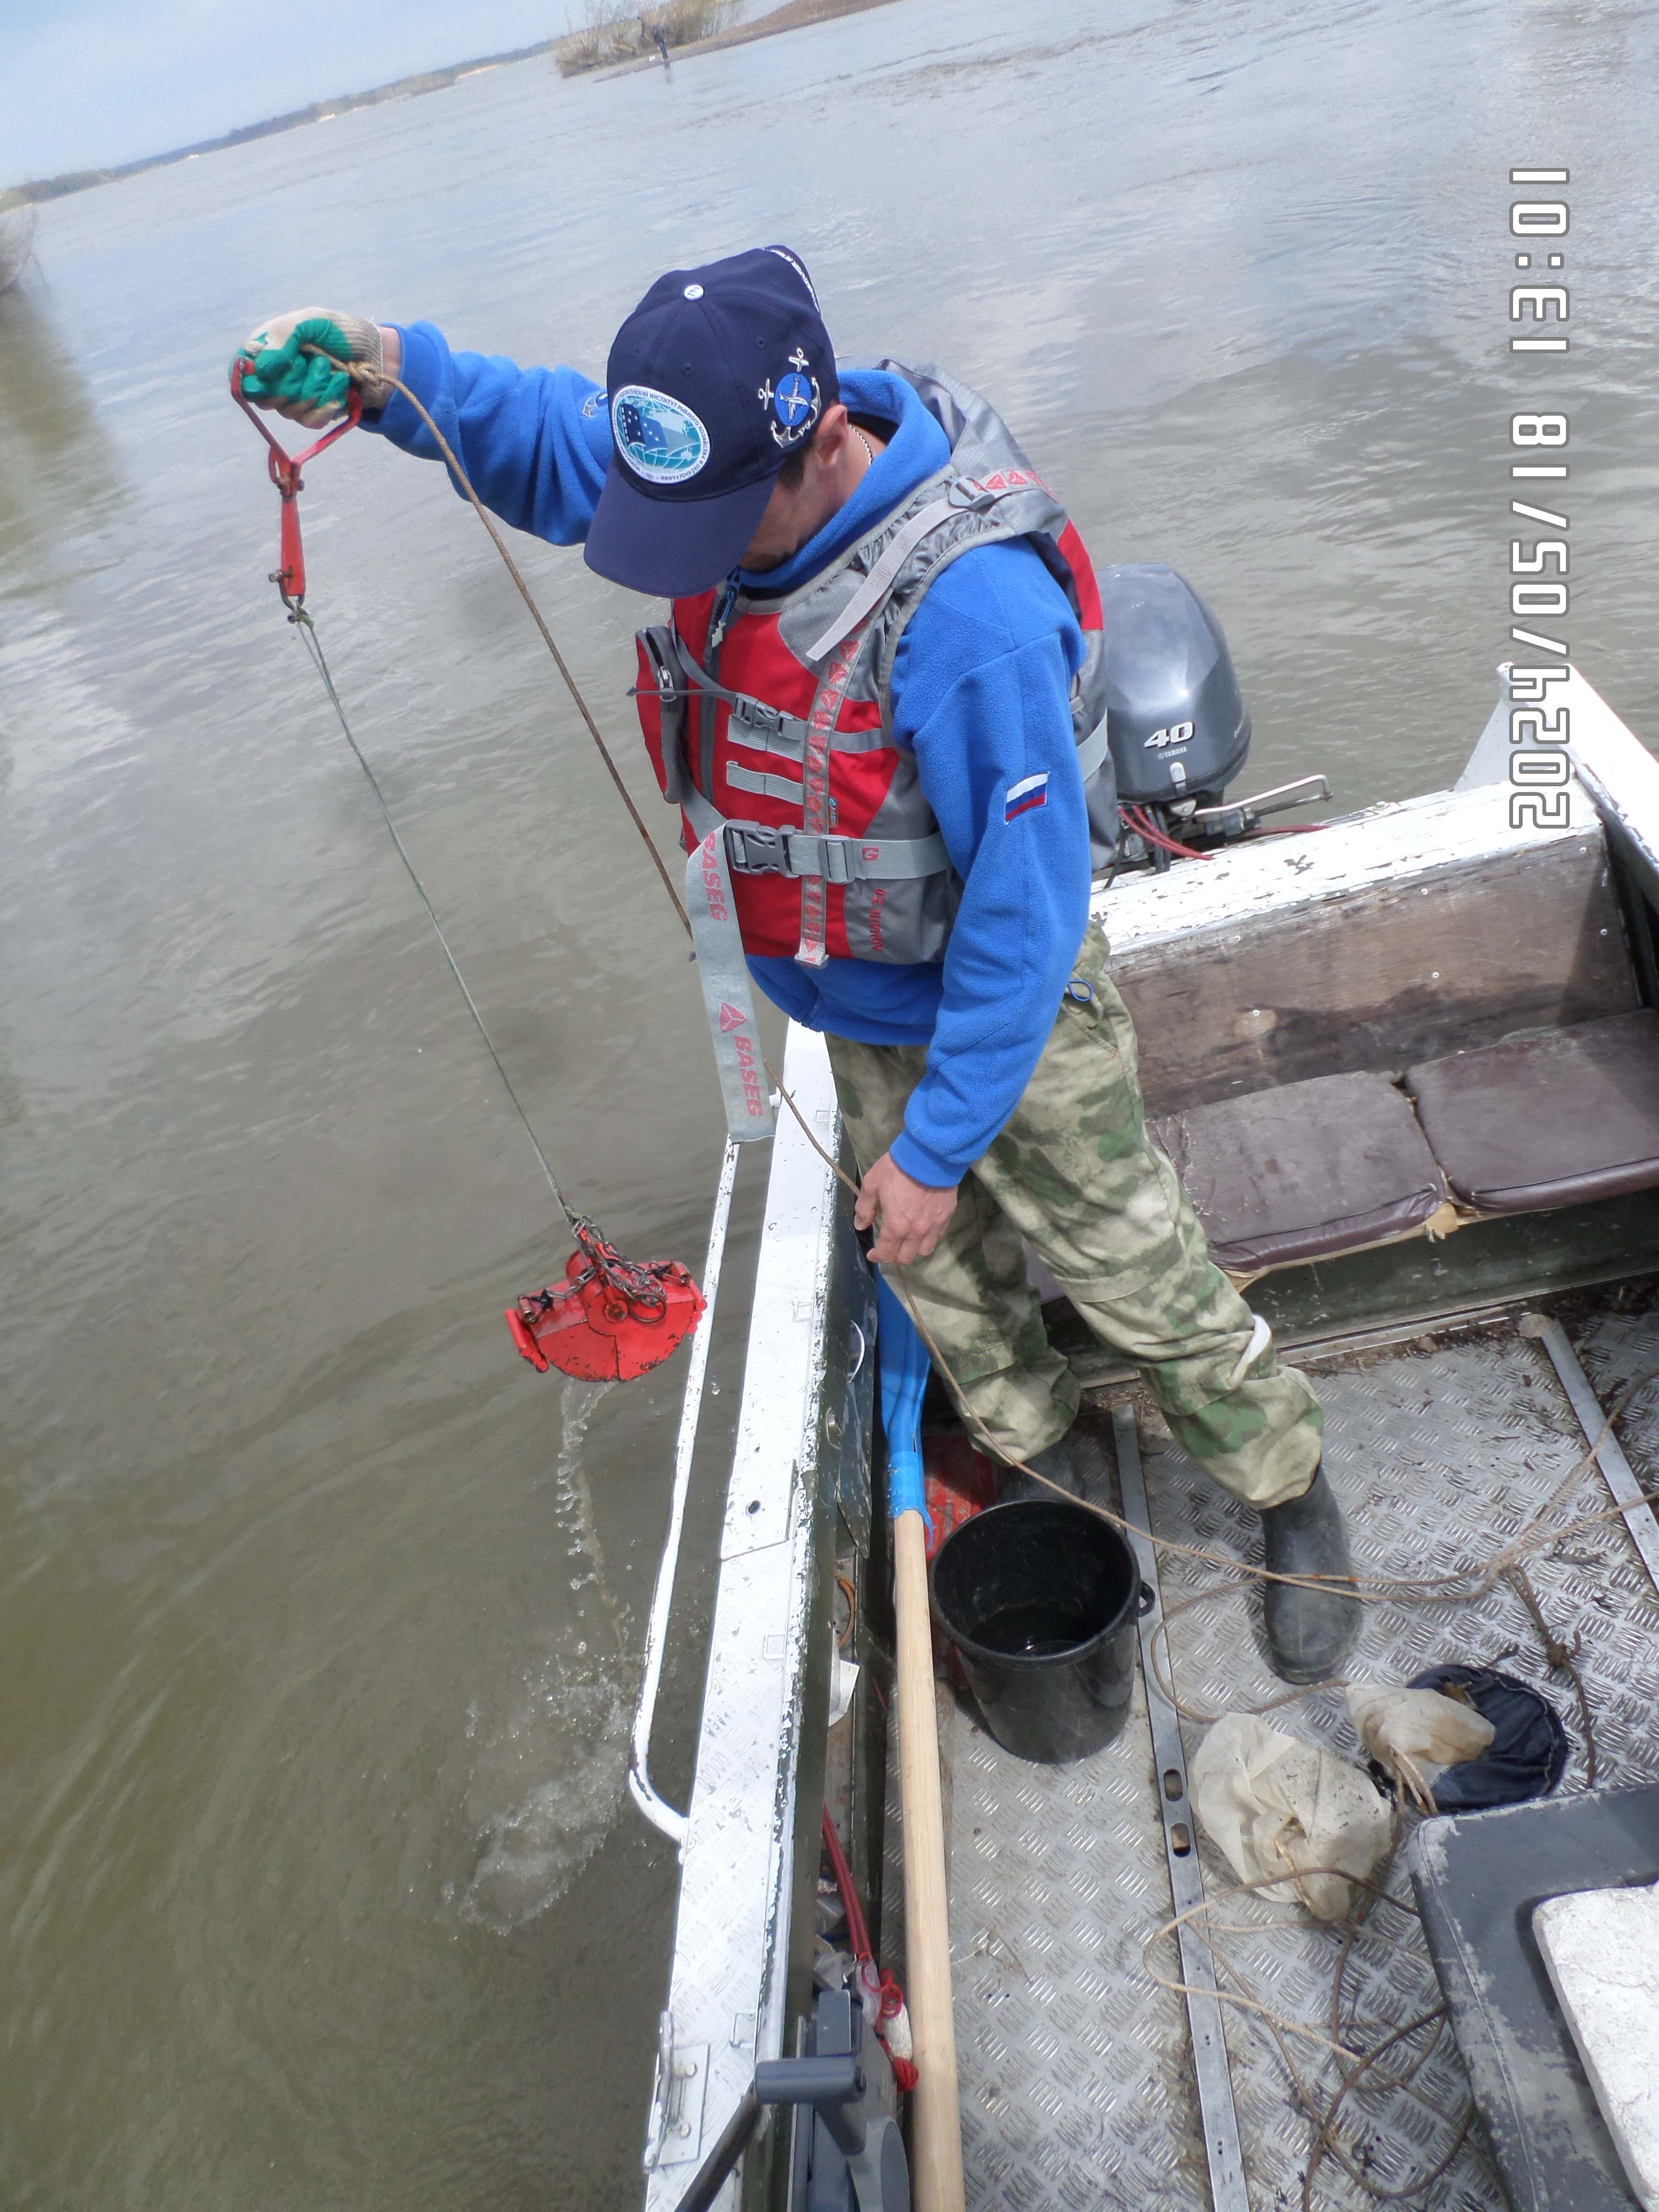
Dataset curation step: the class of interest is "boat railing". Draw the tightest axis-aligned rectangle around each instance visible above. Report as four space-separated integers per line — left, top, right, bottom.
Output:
628 1135 743 1848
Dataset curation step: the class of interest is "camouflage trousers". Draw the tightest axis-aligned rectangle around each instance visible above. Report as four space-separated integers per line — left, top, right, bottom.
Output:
826 919 1323 1509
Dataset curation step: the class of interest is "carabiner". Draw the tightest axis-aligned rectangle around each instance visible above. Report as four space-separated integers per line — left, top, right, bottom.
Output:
230 356 361 613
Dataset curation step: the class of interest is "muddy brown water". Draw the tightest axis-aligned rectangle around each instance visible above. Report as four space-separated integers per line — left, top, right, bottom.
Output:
1 0 1656 2203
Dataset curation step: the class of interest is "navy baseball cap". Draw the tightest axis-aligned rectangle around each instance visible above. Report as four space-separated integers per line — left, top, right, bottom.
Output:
583 245 839 597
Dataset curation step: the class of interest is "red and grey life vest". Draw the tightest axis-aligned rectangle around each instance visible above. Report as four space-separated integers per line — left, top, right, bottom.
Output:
633 360 1115 1141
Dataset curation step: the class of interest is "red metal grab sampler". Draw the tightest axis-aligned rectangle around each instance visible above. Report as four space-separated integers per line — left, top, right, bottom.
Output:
505 1226 705 1382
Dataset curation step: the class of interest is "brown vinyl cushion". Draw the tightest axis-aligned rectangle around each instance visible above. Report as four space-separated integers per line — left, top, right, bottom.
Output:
1151 1071 1449 1275
1407 1009 1659 1214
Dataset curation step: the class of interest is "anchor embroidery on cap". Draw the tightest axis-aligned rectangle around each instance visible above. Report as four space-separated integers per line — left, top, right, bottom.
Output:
760 349 821 449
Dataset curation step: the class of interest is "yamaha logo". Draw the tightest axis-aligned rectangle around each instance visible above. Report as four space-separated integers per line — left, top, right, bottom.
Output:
1144 721 1195 750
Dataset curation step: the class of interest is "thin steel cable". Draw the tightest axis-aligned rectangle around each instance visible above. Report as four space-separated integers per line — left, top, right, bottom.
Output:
271 358 1659 1610
303 349 848 1156
260 368 1540 2205
293 607 580 1233
305 348 692 935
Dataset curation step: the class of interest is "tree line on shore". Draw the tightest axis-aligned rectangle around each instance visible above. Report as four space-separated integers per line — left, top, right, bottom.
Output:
556 0 741 75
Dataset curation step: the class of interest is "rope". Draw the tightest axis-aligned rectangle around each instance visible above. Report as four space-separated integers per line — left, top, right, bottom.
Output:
260 363 1656 2208
1144 1849 1480 2207
307 349 691 935
282 350 1659 1626
291 607 583 1237
820 1805 918 2093
301 346 828 1144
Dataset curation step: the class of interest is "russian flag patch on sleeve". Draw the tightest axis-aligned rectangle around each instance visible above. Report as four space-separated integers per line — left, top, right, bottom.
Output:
1004 772 1049 823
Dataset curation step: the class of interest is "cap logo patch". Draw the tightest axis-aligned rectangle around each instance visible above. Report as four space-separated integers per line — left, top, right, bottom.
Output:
773 372 813 429
612 384 710 485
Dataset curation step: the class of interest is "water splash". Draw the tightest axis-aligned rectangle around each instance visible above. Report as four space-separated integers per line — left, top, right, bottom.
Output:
455 1374 636 1932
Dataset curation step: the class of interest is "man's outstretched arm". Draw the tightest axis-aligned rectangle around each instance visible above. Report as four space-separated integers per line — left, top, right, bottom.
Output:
236 308 613 546
364 321 612 544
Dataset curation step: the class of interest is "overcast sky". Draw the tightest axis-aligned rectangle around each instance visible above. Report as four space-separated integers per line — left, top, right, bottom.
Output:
4 0 575 185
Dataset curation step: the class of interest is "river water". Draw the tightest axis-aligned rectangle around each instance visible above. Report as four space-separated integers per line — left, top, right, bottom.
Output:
2 0 1655 2204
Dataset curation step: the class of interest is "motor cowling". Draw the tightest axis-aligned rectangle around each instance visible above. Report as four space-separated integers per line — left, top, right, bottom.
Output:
1098 563 1251 807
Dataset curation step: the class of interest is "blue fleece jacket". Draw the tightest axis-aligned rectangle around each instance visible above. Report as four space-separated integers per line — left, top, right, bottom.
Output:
366 324 1089 1185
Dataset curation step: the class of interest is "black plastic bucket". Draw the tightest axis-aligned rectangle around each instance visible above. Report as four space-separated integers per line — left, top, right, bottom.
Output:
930 1499 1143 1764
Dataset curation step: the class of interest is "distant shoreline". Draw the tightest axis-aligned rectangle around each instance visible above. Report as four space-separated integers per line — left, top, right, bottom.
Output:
0 40 561 213
1 0 908 214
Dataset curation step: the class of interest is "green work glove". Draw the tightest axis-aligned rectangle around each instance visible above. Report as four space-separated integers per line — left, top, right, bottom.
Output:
235 307 387 426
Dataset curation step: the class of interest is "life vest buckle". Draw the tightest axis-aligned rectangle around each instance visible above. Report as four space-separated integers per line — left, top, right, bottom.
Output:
726 821 793 875
948 476 1001 513
730 696 786 737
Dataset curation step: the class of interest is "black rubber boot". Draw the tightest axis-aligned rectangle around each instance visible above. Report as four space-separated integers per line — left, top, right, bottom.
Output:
1258 1466 1361 1683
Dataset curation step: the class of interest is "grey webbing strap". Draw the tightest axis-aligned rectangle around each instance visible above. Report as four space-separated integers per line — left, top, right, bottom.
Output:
684 831 776 1143
725 712 805 761
680 782 947 883
679 783 723 844
795 614 878 967
670 645 808 754
725 762 806 806
640 633 693 805
784 830 948 881
804 498 956 665
697 678 716 809
651 724 689 805
1075 713 1112 784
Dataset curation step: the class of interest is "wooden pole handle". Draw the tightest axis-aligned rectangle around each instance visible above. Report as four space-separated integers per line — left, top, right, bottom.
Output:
893 1506 965 2212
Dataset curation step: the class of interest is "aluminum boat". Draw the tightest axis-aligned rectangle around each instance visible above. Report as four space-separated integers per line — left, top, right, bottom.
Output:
631 662 1659 2212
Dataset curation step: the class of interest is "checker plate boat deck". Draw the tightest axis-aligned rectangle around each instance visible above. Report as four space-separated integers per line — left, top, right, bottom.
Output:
637 665 1659 2211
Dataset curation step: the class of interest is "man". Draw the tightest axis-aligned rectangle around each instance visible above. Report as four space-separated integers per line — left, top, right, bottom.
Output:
237 246 1359 1682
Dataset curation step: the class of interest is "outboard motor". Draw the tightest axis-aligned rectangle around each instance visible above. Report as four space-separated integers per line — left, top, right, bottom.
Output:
1095 563 1327 874
1100 563 1250 807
